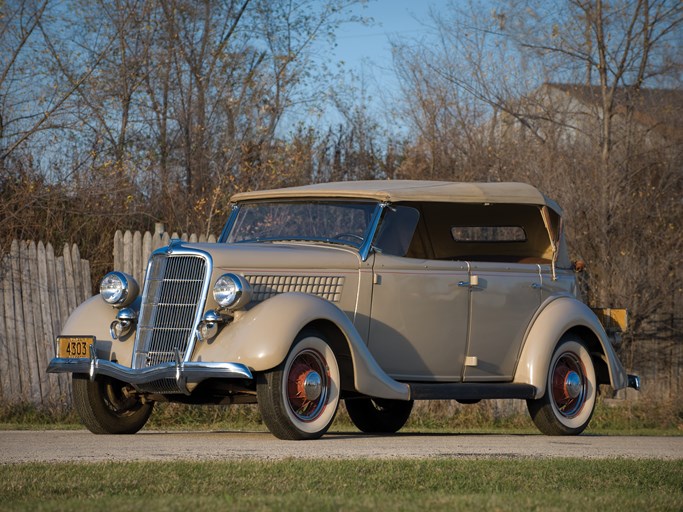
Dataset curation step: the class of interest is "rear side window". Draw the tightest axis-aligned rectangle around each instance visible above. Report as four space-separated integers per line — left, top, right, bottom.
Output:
451 226 527 243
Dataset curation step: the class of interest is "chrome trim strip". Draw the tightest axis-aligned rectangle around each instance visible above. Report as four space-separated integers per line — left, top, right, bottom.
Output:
47 357 253 384
359 202 387 262
218 204 240 243
89 340 97 380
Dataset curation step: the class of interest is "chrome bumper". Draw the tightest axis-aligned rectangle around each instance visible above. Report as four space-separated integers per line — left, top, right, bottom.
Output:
47 356 253 394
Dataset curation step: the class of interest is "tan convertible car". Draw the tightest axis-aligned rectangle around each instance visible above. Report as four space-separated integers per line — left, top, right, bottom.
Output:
49 180 640 439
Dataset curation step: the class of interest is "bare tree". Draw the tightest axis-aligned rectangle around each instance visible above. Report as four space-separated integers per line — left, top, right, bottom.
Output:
0 0 61 165
1 0 371 279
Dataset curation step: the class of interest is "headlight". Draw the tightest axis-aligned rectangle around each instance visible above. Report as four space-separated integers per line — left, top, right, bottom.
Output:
197 310 223 341
100 271 138 307
110 307 137 339
213 273 251 310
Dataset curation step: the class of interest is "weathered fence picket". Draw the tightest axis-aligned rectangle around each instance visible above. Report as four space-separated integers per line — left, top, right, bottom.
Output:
112 224 216 286
0 241 91 406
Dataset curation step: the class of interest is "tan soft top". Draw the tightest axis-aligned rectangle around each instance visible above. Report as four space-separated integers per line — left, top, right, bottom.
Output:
231 180 562 214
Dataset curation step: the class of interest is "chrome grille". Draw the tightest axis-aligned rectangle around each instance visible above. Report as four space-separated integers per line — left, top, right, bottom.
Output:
134 252 209 375
245 274 345 302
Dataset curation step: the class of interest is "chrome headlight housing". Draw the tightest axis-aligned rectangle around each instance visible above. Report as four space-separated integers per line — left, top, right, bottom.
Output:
100 271 139 307
213 273 251 310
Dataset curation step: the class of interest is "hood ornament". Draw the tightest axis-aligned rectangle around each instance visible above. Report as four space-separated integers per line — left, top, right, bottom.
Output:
167 238 184 255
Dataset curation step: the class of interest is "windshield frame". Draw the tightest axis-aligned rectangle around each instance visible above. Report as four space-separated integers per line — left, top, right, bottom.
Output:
219 199 386 261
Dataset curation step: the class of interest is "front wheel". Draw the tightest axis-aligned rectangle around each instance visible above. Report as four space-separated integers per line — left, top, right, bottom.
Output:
345 398 413 433
72 374 153 434
257 330 340 440
527 336 597 435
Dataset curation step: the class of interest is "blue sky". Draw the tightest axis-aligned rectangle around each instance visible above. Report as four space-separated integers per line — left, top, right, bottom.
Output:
332 0 438 71
303 0 441 130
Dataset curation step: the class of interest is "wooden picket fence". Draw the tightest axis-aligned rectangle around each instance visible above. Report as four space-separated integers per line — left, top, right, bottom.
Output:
0 226 215 409
0 240 91 406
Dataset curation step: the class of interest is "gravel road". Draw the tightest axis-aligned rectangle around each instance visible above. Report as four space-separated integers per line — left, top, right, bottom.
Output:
1 430 681 463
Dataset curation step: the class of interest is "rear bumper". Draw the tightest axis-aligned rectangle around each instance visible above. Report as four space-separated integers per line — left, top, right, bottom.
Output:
47 356 253 393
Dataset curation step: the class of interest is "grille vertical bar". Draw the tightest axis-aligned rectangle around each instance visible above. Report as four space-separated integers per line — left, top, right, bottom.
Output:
134 252 208 371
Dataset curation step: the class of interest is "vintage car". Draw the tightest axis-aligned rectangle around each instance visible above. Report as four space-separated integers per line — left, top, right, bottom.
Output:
48 180 640 439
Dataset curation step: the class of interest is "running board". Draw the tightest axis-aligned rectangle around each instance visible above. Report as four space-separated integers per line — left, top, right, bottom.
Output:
408 383 537 401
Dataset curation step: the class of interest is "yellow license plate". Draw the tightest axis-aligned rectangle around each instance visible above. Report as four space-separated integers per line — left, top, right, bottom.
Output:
57 336 94 358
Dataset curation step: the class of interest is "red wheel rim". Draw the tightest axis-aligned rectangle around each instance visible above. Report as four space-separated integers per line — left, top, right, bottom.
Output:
550 352 586 418
286 349 329 422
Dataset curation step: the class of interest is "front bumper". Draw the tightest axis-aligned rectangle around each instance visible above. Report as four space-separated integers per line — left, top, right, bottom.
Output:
47 356 253 395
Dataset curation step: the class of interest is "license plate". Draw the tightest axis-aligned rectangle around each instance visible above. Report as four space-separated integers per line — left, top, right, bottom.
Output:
57 336 94 358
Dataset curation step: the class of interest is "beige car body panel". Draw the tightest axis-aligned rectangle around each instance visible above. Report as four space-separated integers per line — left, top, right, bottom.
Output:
367 255 470 381
464 261 542 382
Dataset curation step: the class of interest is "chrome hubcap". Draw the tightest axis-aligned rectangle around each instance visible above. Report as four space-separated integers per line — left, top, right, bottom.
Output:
551 352 586 418
303 371 322 401
564 371 582 399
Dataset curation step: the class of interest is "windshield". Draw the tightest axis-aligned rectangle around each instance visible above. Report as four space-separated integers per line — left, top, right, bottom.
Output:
225 201 379 248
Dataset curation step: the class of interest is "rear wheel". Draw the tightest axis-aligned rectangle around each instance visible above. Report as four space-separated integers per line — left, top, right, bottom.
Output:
257 330 340 440
527 336 597 435
72 374 153 434
345 398 413 433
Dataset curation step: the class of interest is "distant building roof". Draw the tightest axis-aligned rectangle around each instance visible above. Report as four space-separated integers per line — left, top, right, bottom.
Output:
543 83 683 140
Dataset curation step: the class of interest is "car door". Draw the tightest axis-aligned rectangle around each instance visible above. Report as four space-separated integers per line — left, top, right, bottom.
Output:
366 254 470 382
462 262 542 381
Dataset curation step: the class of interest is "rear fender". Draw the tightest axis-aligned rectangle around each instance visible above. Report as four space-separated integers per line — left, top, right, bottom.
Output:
514 296 628 398
194 292 410 400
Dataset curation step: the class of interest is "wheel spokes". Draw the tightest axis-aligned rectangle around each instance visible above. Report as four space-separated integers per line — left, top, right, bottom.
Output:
103 381 140 416
551 354 586 418
286 350 328 421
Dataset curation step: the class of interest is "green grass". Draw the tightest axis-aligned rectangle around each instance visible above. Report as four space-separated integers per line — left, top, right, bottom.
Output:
0 458 681 511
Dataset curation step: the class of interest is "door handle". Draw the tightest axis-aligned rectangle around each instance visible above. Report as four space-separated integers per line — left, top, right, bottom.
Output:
459 275 479 287
530 283 541 289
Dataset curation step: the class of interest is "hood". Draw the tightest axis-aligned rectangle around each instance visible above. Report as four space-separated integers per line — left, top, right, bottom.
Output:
181 241 363 272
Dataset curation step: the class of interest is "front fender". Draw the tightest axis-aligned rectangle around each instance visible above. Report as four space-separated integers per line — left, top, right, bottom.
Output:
194 292 410 400
60 295 135 364
514 296 628 398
